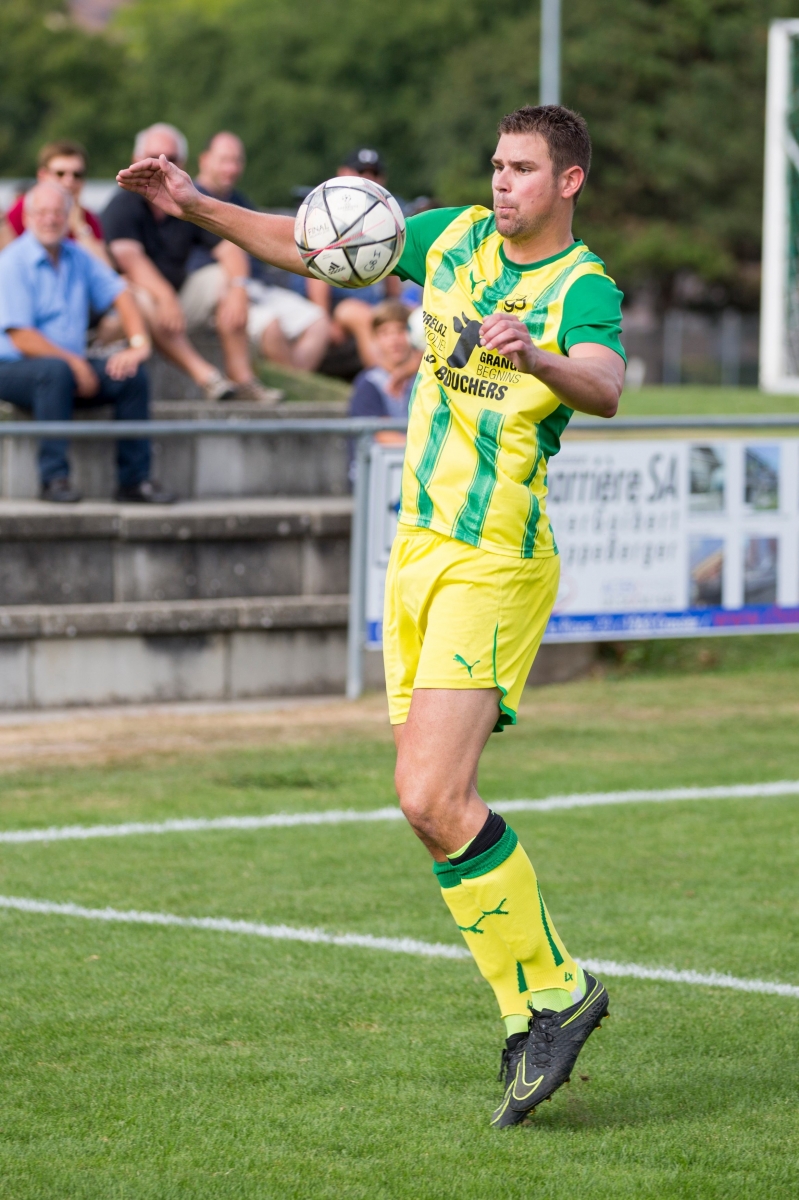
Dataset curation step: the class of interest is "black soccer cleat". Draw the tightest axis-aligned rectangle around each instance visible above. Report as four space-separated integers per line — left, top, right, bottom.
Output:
505 972 609 1122
491 1032 530 1128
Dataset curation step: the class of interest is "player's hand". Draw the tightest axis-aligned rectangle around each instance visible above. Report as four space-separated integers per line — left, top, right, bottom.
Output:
116 156 202 220
480 312 539 374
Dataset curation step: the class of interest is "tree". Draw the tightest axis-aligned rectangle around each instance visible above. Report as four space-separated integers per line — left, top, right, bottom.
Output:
1 0 793 305
0 0 126 176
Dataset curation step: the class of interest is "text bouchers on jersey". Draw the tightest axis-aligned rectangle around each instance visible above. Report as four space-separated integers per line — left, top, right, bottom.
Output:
394 205 625 560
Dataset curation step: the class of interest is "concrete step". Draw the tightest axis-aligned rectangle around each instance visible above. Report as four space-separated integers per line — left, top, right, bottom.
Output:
0 497 352 606
0 593 348 709
0 398 351 500
0 593 348 639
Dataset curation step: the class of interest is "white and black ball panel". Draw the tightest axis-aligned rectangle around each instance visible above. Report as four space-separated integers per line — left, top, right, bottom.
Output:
353 241 395 279
294 176 406 288
324 186 378 237
312 247 354 284
303 207 336 251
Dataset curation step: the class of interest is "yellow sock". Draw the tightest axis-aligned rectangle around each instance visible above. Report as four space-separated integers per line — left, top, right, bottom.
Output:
433 861 529 1025
456 827 581 1001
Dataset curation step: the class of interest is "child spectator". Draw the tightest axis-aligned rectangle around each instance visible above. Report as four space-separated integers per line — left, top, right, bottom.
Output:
349 301 421 437
0 140 112 267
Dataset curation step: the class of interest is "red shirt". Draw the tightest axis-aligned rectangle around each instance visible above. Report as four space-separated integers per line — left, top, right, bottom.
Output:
6 194 104 241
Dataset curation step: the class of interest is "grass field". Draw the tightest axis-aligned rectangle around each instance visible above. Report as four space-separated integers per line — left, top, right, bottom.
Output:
1 662 798 1199
262 371 799 417
618 384 799 415
257 366 799 415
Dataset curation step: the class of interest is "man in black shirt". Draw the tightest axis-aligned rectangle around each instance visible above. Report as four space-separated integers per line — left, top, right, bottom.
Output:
103 124 268 402
187 132 331 374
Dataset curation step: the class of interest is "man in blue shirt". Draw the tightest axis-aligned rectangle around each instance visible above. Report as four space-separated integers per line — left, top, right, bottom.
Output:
0 181 173 503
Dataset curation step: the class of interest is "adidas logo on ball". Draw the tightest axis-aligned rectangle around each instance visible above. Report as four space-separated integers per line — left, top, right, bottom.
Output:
294 177 406 288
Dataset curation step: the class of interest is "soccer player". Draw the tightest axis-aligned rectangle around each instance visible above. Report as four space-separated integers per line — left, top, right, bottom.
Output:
117 105 625 1127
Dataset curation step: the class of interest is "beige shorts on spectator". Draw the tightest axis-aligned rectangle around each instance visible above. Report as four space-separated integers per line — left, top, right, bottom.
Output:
180 263 324 344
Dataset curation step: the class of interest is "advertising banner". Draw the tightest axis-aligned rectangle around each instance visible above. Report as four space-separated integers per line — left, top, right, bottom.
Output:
365 442 406 649
364 438 799 648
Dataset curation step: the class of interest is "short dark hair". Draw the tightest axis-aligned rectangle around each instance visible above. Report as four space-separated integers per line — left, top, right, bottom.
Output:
37 139 88 171
372 300 410 330
497 105 591 200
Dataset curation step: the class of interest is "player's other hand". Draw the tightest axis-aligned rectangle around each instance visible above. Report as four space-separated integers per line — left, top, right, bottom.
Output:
116 156 201 220
480 312 539 374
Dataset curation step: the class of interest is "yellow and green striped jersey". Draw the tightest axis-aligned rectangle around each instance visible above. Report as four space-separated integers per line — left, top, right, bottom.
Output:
394 205 625 558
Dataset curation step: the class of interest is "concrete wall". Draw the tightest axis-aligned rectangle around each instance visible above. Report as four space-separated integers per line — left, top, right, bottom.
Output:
0 498 351 606
0 427 351 501
0 627 347 709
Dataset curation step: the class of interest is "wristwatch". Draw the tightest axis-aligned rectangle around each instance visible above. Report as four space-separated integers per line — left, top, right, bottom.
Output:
129 334 149 350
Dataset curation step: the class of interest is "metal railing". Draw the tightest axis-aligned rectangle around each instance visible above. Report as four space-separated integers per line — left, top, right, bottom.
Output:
2 411 798 700
3 413 799 437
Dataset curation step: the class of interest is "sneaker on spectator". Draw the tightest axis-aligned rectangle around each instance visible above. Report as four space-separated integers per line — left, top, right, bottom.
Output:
41 477 82 503
233 379 279 405
202 369 238 402
116 480 177 504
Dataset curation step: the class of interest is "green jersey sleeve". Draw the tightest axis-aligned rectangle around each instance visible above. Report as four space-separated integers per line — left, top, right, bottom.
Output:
393 207 470 285
558 272 626 361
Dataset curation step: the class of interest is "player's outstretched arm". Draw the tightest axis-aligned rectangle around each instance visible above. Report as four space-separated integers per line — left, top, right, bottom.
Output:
480 312 624 418
116 155 311 277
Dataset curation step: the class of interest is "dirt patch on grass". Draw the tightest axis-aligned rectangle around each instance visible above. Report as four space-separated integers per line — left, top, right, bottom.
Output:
0 693 393 770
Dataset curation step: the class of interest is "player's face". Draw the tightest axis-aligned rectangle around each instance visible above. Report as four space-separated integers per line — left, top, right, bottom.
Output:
491 133 583 240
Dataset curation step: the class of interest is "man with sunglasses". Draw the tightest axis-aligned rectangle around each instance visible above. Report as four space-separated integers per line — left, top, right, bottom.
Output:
0 140 111 267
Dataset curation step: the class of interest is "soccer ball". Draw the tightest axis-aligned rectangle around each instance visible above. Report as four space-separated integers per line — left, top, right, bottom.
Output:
294 177 406 289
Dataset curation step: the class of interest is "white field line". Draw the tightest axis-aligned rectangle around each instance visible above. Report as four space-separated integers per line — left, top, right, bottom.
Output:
1 893 797 999
1 780 798 845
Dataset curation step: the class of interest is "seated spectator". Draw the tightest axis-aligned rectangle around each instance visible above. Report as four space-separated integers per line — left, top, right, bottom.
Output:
348 301 421 441
191 132 331 374
307 148 403 371
103 123 266 402
0 140 112 268
0 182 173 504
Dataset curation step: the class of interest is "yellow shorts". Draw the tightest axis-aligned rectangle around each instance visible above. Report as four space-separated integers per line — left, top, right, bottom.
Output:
383 524 560 728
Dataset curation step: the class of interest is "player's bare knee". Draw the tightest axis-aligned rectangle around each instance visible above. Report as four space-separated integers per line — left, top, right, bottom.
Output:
395 763 433 829
395 765 465 839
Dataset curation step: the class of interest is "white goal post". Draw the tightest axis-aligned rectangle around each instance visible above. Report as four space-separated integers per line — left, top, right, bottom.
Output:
761 20 799 393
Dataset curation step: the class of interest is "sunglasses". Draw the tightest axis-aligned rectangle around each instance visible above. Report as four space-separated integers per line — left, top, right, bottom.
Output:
51 168 86 180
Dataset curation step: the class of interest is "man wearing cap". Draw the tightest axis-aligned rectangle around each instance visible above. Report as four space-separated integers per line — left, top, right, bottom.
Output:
339 147 387 184
305 148 403 371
